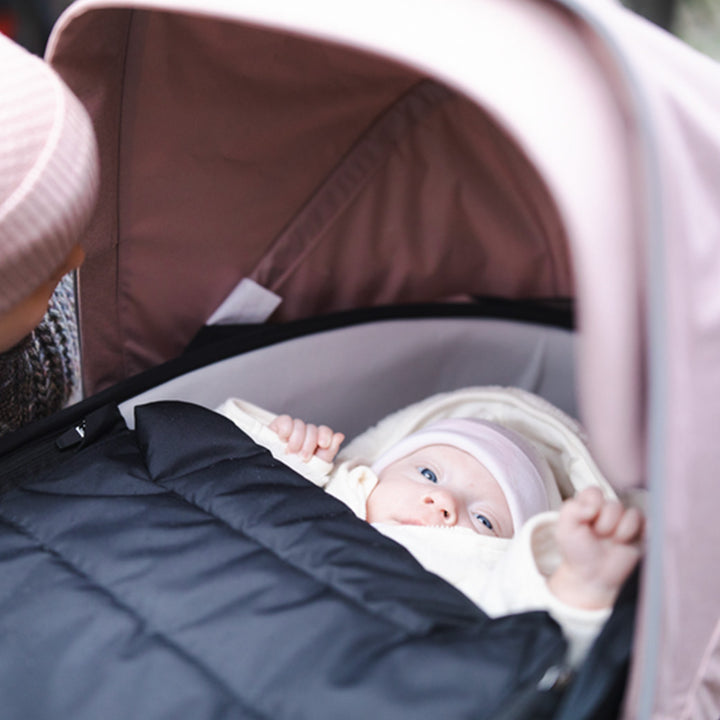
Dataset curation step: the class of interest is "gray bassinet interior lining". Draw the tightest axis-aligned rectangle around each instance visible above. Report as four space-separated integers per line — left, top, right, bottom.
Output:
119 318 577 441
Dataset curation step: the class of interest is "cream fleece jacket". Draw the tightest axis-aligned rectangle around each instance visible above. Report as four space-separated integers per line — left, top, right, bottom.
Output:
216 387 615 667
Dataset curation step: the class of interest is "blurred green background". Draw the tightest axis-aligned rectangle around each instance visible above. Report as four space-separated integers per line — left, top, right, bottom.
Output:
625 0 720 59
675 0 720 59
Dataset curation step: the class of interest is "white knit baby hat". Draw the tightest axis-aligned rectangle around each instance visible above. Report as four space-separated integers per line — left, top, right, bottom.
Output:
0 33 99 313
371 418 558 532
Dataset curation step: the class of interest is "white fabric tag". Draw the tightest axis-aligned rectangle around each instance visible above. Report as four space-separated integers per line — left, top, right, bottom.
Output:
207 278 282 325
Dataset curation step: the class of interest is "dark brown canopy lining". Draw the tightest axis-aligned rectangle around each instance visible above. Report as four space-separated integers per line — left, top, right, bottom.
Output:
52 9 571 393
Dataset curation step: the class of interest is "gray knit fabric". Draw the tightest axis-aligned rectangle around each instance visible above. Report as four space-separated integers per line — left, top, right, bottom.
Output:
0 274 79 435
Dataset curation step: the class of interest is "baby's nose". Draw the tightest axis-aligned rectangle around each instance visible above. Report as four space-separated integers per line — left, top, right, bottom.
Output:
422 489 458 526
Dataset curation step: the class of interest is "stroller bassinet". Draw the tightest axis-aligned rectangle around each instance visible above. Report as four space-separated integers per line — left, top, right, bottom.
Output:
1 0 720 718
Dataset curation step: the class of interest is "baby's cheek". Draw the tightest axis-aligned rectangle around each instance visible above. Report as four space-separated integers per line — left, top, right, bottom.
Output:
365 487 383 523
366 481 403 523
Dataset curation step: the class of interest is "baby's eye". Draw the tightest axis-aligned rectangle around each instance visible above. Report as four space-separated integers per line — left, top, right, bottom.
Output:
474 514 494 531
418 467 438 483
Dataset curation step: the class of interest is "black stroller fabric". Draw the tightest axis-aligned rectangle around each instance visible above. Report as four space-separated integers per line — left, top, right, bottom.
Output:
0 401 569 719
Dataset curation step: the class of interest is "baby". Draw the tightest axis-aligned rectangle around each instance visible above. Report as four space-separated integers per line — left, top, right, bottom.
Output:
268 413 643 613
217 388 643 665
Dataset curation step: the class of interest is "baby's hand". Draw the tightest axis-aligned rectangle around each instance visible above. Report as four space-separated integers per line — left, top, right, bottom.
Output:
547 487 644 610
269 415 345 463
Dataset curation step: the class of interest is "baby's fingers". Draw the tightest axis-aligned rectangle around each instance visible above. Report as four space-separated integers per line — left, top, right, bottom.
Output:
562 486 604 524
270 416 344 463
269 415 294 441
315 431 345 462
592 500 625 537
614 506 645 544
316 425 335 450
270 416 313 456
286 418 309 454
299 423 319 461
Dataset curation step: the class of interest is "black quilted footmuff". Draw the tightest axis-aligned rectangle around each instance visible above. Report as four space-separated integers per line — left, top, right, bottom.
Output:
0 401 569 720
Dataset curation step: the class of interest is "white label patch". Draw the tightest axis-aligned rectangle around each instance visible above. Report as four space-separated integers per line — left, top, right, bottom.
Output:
207 278 282 325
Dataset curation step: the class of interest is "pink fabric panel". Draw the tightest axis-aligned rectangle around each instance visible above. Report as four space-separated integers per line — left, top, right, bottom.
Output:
682 619 720 720
252 84 571 319
50 7 571 393
59 10 422 390
625 97 720 719
584 6 720 720
47 8 133 392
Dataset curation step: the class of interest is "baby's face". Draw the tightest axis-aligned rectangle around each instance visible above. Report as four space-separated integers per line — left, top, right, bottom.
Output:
366 444 513 538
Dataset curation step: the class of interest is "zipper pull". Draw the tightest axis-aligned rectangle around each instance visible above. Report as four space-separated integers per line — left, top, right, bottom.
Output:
56 420 87 449
54 404 123 451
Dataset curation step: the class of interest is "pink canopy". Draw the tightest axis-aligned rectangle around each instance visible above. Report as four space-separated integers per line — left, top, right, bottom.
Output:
47 0 720 717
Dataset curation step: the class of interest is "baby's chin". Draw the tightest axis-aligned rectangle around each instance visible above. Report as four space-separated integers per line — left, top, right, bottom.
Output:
378 517 459 530
371 522 498 542
383 517 424 527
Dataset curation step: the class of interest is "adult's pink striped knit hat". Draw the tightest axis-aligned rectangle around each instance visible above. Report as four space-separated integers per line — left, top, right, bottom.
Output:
0 34 99 314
